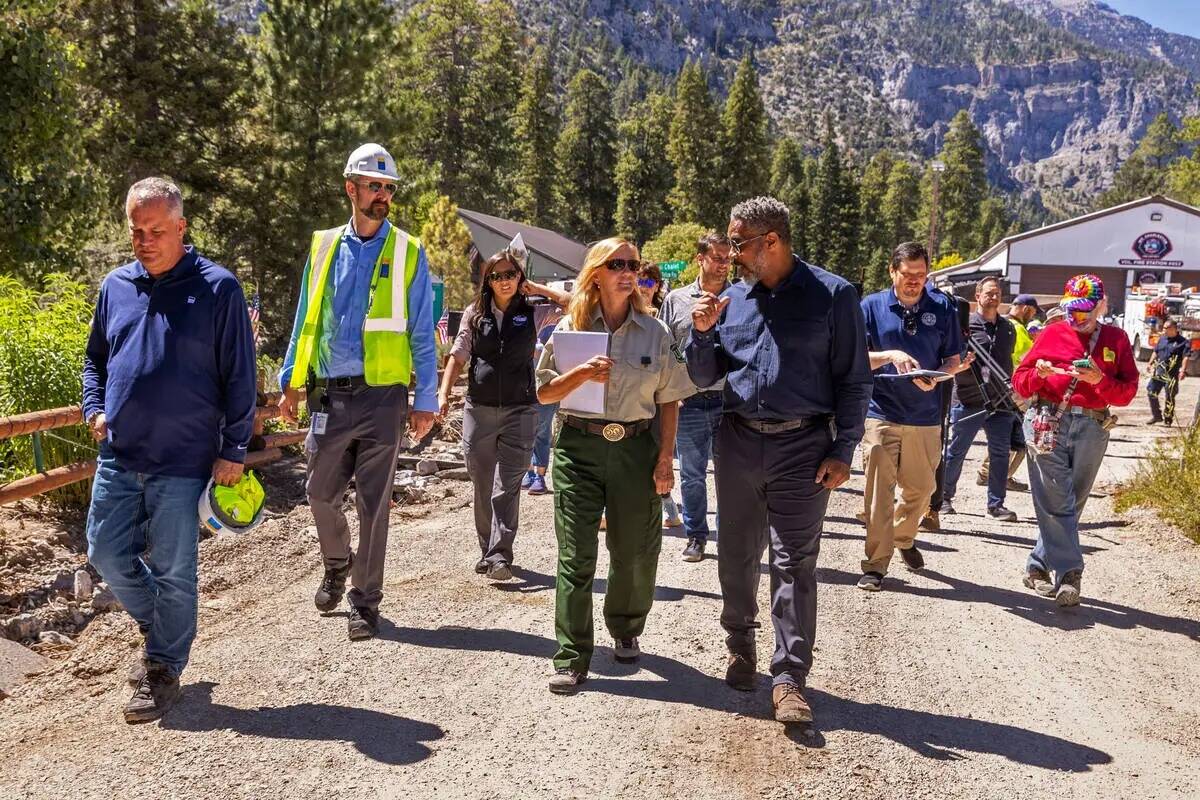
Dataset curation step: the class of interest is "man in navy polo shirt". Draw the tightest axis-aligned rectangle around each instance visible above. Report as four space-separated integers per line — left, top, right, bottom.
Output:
858 242 970 591
83 177 256 722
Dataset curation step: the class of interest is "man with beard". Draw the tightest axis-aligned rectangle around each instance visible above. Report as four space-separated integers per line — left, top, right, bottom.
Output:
687 196 872 724
278 143 438 640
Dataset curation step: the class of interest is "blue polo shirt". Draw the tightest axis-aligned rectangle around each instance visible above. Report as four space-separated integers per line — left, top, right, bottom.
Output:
860 287 961 426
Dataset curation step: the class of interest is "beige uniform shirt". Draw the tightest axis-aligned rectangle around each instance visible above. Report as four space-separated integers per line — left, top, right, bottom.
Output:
536 306 695 422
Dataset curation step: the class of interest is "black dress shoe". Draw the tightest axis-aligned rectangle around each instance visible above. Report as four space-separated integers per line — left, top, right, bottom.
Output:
474 559 488 574
899 545 925 571
725 652 756 691
347 605 379 640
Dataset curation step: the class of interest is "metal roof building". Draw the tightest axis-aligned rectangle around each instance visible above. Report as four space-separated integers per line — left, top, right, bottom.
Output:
458 208 587 281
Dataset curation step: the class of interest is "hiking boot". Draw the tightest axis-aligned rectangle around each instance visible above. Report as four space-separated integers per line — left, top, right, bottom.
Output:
127 649 147 686
918 511 940 532
527 474 549 495
939 499 956 515
548 668 587 694
857 571 883 591
1006 477 1028 492
123 662 181 724
987 505 1019 522
1055 570 1082 607
681 537 705 562
772 683 814 724
1023 567 1054 597
521 470 535 489
486 562 513 582
899 544 924 571
347 605 379 641
614 637 640 663
474 559 488 575
725 652 757 691
314 556 353 612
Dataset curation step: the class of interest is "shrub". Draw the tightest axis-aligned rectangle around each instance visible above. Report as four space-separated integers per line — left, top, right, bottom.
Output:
0 274 94 507
1114 427 1200 543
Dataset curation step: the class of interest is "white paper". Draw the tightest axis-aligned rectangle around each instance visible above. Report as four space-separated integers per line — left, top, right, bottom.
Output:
877 369 954 383
552 330 609 414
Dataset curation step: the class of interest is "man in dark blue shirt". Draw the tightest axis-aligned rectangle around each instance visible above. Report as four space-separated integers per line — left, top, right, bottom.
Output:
82 178 256 723
858 242 969 592
687 196 872 724
1146 319 1189 425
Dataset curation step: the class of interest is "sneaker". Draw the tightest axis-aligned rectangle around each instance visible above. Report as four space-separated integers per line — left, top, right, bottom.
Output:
1006 477 1028 492
1146 417 1162 426
614 637 640 663
521 470 535 489
772 683 814 724
725 652 757 691
548 668 587 694
347 605 379 641
987 505 1019 522
474 559 488 575
681 537 705 562
486 562 513 582
855 511 868 525
1055 570 1082 607
663 513 684 528
527 474 549 495
918 511 940 532
899 544 924 571
314 556 353 612
1023 567 1054 597
857 571 883 591
123 662 181 723
939 499 956 515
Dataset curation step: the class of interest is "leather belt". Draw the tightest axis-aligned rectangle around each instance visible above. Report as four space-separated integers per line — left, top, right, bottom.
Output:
1033 402 1108 421
315 375 368 390
563 416 652 442
734 415 827 434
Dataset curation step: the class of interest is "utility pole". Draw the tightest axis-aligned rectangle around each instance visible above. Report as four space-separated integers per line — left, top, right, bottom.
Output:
929 159 946 265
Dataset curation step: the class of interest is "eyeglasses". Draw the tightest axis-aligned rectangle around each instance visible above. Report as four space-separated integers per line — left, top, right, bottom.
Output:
488 269 520 283
729 233 766 256
603 258 642 273
636 277 659 289
704 253 732 266
901 306 920 336
357 181 398 195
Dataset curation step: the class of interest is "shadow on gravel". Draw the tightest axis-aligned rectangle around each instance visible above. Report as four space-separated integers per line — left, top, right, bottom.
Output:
821 524 959 553
161 682 443 764
496 566 722 602
820 567 1200 641
931 526 1108 555
804 688 1112 770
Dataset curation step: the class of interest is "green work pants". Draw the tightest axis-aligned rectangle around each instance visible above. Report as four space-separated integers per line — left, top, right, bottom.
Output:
552 425 662 673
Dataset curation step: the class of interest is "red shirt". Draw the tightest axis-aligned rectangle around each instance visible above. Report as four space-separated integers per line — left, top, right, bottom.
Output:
1012 322 1138 409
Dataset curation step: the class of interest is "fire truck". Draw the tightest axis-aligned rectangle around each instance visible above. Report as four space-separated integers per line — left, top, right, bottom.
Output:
1121 283 1200 374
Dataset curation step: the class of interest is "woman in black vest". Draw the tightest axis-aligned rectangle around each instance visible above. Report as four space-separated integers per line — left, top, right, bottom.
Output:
437 238 568 580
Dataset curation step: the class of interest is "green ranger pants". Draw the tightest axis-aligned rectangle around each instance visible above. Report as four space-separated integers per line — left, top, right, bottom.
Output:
551 425 662 673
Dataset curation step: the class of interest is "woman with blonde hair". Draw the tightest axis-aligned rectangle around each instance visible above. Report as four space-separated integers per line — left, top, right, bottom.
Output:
536 237 695 693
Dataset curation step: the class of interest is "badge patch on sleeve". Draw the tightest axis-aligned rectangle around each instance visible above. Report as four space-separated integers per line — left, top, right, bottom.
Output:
670 343 686 363
1103 347 1115 363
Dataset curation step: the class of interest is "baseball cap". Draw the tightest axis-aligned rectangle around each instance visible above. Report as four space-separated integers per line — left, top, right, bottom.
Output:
343 143 399 180
1012 293 1040 311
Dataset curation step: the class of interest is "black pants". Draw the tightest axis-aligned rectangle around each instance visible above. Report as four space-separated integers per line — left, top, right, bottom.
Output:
714 415 831 688
928 382 954 512
1147 376 1179 423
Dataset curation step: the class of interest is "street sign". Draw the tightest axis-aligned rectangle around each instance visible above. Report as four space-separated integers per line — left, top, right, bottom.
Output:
658 260 687 279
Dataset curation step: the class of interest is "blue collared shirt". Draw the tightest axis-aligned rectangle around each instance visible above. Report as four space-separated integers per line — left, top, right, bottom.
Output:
279 218 438 413
82 247 257 479
861 287 962 426
684 256 873 464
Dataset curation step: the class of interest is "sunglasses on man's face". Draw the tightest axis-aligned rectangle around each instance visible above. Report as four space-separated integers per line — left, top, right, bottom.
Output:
488 269 520 283
358 181 398 195
604 258 642 273
637 277 659 289
729 233 766 256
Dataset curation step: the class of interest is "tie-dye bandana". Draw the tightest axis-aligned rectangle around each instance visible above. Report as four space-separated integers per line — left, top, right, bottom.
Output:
1060 273 1104 330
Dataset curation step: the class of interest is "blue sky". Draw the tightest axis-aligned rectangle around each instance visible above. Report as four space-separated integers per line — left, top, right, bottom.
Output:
1103 0 1200 39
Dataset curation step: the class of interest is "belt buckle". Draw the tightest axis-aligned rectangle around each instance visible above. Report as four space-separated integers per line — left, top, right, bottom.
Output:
333 376 352 389
601 423 625 442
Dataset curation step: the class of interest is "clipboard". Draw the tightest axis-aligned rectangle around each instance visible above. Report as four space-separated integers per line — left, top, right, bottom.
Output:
551 330 609 414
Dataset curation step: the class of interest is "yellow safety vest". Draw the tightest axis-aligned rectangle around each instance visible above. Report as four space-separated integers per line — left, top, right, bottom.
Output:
289 224 421 389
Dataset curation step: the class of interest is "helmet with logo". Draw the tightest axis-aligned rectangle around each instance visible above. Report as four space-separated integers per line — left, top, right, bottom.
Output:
198 471 266 536
343 143 399 181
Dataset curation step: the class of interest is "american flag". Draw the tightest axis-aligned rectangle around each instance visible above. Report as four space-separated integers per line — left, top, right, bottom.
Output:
248 293 262 348
435 307 450 345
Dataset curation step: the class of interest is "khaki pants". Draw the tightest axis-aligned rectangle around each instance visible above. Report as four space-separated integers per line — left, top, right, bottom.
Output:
861 418 941 575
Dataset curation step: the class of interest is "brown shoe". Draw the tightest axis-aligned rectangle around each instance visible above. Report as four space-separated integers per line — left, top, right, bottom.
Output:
725 652 756 691
772 683 813 723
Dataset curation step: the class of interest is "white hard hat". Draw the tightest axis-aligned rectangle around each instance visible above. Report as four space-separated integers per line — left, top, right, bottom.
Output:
198 472 266 536
343 143 399 180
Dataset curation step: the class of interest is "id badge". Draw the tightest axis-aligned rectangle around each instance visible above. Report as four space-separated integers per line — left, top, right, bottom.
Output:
311 412 328 435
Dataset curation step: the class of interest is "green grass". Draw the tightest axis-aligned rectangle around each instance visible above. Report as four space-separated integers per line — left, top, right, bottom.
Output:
1114 427 1200 543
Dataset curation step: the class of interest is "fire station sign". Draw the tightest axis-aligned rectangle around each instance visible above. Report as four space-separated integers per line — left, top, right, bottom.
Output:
1120 232 1183 267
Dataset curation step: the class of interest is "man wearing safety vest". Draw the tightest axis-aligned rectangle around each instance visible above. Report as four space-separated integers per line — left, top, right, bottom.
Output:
279 143 438 641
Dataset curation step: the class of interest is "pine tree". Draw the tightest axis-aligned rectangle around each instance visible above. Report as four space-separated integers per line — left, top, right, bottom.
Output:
667 61 721 227
1096 113 1181 209
421 195 473 308
934 110 988 259
858 151 895 291
881 159 921 251
1168 116 1200 205
808 117 844 271
614 93 675 244
513 46 559 228
977 196 1009 254
719 55 770 206
556 68 617 241
770 139 809 259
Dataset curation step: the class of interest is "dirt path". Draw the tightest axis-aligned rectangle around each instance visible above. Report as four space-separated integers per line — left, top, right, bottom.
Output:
1 387 1198 799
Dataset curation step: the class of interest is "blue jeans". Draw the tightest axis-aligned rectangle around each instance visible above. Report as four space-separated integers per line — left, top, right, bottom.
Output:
1023 410 1110 584
86 445 207 676
531 402 558 469
942 404 1018 509
677 392 723 541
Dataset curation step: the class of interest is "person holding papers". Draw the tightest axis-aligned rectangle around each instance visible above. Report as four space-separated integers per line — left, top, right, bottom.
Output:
535 237 694 694
858 242 973 591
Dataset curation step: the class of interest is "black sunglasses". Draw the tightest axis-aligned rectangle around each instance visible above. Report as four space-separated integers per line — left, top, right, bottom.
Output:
604 258 642 273
357 180 398 195
729 233 766 256
488 269 520 283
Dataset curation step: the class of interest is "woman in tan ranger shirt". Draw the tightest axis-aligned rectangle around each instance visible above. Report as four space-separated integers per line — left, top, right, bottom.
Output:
536 237 694 694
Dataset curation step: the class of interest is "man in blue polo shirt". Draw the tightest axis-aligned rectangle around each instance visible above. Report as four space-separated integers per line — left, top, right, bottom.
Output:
858 242 970 591
83 177 257 722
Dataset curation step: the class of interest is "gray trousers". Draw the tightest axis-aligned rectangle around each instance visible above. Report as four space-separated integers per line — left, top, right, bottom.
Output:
714 415 831 688
305 384 408 610
462 401 537 566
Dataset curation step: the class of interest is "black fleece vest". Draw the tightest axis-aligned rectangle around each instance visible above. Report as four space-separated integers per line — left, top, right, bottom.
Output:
467 298 538 406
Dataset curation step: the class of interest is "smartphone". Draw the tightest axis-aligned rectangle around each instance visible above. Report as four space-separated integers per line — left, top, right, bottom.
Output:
1072 358 1092 370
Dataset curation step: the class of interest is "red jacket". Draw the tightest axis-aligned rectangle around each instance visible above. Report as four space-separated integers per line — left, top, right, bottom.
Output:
1012 322 1138 408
